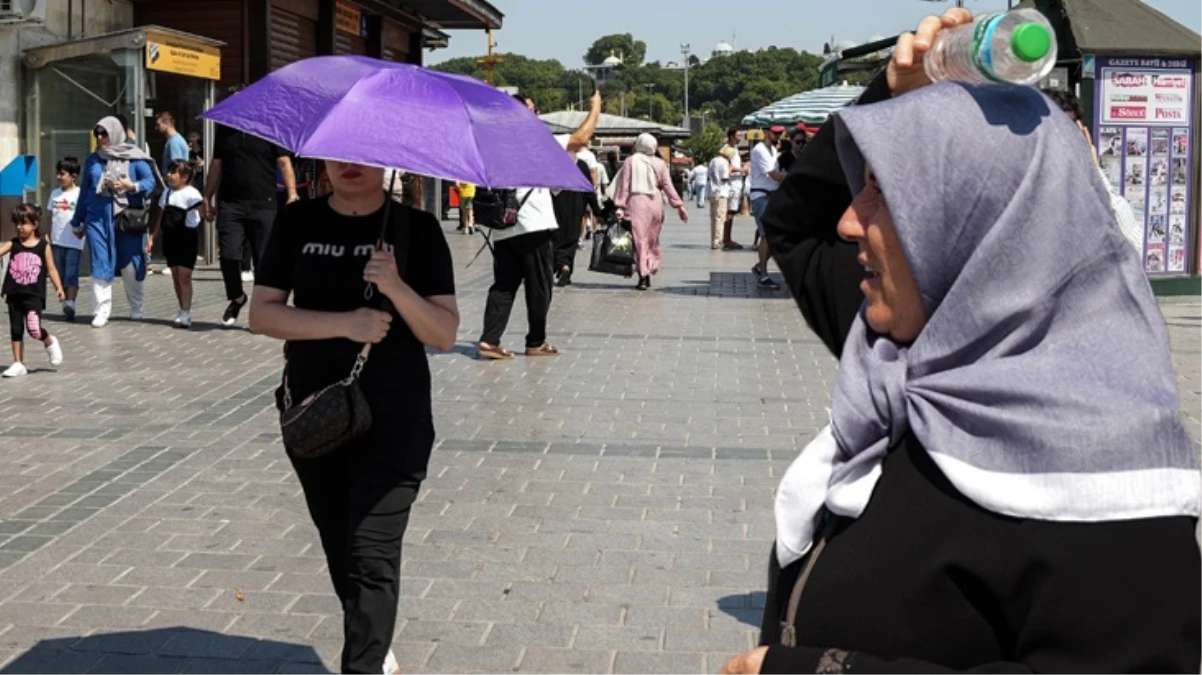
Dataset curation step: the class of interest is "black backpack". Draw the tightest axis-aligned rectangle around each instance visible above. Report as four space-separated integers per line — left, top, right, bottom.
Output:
473 188 534 230
161 190 203 229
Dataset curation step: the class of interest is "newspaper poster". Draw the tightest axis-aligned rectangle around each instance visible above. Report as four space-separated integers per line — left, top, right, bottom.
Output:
1094 56 1196 276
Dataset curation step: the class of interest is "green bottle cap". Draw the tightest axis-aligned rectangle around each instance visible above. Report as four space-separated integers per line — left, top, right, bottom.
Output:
1011 22 1052 62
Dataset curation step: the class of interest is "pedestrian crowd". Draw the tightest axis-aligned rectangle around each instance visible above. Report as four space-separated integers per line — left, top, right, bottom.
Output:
0 7 1198 674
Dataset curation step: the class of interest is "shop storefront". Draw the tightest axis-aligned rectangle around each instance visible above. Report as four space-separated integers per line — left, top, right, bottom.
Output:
23 26 222 261
1020 0 1201 290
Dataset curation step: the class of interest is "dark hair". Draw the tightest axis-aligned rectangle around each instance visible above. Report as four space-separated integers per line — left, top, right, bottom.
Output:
1043 88 1084 122
56 156 81 177
156 111 176 126
11 203 42 230
114 113 132 133
512 93 527 105
166 158 194 181
727 127 740 138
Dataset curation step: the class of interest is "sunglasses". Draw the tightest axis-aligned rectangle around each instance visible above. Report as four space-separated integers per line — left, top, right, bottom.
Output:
93 129 108 138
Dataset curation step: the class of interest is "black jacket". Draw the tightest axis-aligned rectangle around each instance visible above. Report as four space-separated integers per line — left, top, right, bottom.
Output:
757 73 1201 674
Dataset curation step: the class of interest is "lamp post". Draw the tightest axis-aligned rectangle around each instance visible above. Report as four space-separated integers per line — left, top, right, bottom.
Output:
681 43 691 126
643 83 655 120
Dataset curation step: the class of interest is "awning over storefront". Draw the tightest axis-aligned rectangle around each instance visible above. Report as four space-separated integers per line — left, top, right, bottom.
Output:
394 0 502 29
1019 0 1201 57
539 112 693 141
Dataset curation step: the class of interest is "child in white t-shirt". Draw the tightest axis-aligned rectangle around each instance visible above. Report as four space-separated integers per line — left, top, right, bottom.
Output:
48 157 83 321
148 160 203 328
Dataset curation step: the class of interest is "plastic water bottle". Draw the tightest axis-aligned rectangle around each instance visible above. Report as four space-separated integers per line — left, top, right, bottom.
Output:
924 9 1057 86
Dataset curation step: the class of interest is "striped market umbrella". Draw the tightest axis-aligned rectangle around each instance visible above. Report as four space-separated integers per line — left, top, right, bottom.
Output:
741 82 867 127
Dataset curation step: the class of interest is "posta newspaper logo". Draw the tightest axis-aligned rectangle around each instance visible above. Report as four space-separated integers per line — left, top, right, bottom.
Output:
1155 108 1185 120
1111 73 1148 88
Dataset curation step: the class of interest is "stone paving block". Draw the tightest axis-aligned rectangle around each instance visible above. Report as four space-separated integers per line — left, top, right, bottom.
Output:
622 605 708 630
486 622 574 649
227 613 322 641
0 601 79 627
450 599 539 623
586 584 670 606
128 586 223 610
51 583 143 605
425 643 521 673
537 601 624 626
59 605 157 630
39 563 131 585
396 619 489 646
517 647 613 674
191 570 283 593
156 630 258 659
572 625 664 652
613 650 706 675
174 552 258 571
71 629 178 655
0 646 101 674
86 654 191 674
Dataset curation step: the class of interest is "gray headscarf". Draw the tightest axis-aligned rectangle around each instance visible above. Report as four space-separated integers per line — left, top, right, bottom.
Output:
825 83 1198 524
93 116 162 211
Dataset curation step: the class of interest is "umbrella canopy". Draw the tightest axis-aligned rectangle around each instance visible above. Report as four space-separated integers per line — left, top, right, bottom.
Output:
201 56 592 192
741 83 867 127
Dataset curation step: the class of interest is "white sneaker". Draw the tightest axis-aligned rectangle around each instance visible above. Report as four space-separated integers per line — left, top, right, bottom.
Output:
91 313 109 328
160 267 172 276
241 270 254 283
382 649 400 674
2 362 27 378
177 311 192 329
45 336 63 367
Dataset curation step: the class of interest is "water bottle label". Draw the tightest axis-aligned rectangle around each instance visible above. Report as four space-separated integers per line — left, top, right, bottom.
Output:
971 14 1006 84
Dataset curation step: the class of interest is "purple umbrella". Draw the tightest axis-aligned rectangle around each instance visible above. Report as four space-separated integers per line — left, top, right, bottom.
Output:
200 56 592 192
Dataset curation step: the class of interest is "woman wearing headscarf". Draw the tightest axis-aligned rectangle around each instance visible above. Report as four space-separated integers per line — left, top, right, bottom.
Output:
70 116 161 327
612 133 688 290
720 11 1200 675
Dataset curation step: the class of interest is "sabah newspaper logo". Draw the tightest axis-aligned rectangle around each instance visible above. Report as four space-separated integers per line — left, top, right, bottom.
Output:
1111 73 1148 88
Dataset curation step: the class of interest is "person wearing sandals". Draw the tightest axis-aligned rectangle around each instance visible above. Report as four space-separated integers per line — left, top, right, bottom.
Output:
612 133 688 291
476 91 600 360
720 10 1200 675
248 161 458 674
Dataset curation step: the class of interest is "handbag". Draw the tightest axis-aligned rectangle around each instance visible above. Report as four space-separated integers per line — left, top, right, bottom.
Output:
277 183 410 459
602 218 636 266
588 216 633 277
113 203 152 235
474 188 534 230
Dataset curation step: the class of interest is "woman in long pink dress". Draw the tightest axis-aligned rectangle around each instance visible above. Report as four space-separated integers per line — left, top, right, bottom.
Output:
613 133 688 290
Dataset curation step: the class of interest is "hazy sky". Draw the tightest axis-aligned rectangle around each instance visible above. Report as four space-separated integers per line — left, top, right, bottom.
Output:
428 0 1202 67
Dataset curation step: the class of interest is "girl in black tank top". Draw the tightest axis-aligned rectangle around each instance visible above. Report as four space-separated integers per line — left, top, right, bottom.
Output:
2 204 66 377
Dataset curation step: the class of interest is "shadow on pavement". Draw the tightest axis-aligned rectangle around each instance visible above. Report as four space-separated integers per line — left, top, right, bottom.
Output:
716 592 768 628
0 627 330 674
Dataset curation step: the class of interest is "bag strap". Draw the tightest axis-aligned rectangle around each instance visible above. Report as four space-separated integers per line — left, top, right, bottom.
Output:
282 179 411 406
514 188 534 211
779 513 838 648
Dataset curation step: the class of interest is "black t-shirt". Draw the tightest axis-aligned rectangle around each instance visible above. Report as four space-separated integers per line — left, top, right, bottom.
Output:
777 149 796 174
256 198 455 408
213 125 288 205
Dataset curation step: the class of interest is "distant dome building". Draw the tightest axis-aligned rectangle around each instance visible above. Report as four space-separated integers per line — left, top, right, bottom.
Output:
602 54 622 67
712 41 734 58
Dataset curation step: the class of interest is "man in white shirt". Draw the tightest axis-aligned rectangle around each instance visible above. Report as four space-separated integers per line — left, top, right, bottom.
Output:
707 147 735 250
689 163 709 208
748 126 787 290
477 90 601 360
723 127 747 250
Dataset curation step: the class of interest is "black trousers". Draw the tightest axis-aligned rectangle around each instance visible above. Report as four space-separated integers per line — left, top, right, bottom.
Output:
217 201 275 301
7 296 48 343
480 230 553 349
289 448 421 674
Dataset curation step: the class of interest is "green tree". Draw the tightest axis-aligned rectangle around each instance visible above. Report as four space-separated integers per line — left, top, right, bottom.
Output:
584 34 647 67
679 122 724 163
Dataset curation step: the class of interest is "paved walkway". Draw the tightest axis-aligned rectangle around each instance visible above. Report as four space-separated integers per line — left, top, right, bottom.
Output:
0 203 1196 674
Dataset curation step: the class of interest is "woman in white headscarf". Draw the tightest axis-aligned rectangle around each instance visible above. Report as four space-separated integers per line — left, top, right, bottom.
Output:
70 116 162 327
613 133 688 290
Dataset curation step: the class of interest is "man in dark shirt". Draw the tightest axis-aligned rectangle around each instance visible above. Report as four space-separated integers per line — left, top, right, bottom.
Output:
202 114 297 327
776 128 808 175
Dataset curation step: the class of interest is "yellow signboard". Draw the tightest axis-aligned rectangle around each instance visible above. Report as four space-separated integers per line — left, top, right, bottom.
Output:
145 29 220 80
336 2 362 35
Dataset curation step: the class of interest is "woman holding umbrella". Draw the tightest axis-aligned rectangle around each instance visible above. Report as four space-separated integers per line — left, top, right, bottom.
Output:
613 133 688 290
249 161 458 673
